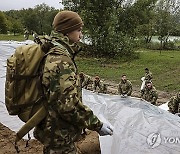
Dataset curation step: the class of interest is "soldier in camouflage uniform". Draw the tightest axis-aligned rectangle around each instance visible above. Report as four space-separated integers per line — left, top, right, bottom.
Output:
168 92 180 115
118 74 132 97
141 68 153 91
144 68 153 82
93 76 107 94
33 11 113 154
24 28 30 40
79 72 93 89
141 81 158 105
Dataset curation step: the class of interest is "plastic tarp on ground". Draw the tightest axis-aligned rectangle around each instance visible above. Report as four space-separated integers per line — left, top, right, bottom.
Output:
82 89 180 154
0 41 180 153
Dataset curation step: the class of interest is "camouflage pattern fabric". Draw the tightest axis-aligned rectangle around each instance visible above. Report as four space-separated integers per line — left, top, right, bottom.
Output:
168 93 180 114
93 79 107 93
24 29 29 40
141 86 158 105
79 74 93 89
118 80 132 96
43 143 78 154
144 71 153 81
102 83 108 94
33 32 102 153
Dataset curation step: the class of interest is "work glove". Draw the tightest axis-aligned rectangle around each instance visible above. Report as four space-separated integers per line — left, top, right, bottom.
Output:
98 123 113 136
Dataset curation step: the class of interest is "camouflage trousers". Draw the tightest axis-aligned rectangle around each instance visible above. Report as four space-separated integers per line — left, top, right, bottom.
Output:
43 143 82 154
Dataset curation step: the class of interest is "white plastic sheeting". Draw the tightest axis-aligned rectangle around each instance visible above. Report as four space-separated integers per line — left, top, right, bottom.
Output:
0 41 180 153
82 89 180 154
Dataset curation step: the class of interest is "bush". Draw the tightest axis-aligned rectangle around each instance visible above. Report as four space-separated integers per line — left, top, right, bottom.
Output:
163 41 176 50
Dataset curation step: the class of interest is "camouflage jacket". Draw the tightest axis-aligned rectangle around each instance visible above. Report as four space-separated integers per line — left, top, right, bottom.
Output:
93 79 107 94
168 96 180 114
118 80 132 96
34 32 102 148
141 86 158 105
80 74 92 89
145 71 153 81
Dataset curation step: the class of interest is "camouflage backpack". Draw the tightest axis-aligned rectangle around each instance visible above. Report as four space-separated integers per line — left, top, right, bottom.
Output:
5 38 54 147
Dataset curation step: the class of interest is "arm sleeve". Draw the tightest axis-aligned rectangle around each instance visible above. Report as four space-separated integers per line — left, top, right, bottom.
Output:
93 81 96 91
151 91 158 104
127 81 132 96
118 84 122 95
168 98 174 113
42 53 102 131
168 97 178 114
141 89 144 98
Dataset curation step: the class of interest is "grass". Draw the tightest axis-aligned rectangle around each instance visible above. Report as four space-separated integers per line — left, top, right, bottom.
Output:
76 49 180 93
0 34 33 41
0 34 179 92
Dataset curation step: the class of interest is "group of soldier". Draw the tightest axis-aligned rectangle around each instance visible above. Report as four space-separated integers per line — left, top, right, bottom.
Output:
79 72 107 94
79 68 180 116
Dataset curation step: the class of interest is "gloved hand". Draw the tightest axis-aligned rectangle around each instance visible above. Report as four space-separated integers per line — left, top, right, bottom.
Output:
98 123 113 136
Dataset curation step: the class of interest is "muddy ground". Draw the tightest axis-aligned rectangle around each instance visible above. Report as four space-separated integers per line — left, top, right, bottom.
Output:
0 82 173 154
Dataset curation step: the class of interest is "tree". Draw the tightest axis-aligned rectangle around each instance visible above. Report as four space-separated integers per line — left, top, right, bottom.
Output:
4 4 59 35
0 11 8 34
62 0 137 58
34 3 59 35
155 0 180 49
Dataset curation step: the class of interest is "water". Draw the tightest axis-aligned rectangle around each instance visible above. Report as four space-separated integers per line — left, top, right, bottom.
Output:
151 36 180 43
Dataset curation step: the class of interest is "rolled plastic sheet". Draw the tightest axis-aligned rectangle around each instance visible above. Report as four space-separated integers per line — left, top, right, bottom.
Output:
82 89 180 154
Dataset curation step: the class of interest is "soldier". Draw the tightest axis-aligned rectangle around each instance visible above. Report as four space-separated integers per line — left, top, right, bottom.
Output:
144 68 153 82
24 28 30 40
93 76 107 93
33 11 113 154
118 74 132 97
32 31 39 43
168 92 180 115
141 68 153 90
79 72 93 89
141 81 158 105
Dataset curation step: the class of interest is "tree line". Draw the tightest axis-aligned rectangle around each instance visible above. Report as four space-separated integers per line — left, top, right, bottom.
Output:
0 3 59 36
0 0 180 58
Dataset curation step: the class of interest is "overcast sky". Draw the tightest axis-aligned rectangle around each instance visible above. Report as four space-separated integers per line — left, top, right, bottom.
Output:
0 0 64 11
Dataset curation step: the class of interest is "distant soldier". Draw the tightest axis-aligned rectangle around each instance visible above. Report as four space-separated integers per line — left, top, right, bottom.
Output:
24 29 30 40
144 68 153 82
79 72 93 89
168 92 180 115
32 31 39 43
118 74 132 97
141 81 158 105
93 76 107 93
141 68 153 90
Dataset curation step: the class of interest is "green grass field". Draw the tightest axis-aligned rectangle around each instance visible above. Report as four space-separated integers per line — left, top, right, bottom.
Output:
0 34 179 92
76 50 180 92
0 34 34 41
